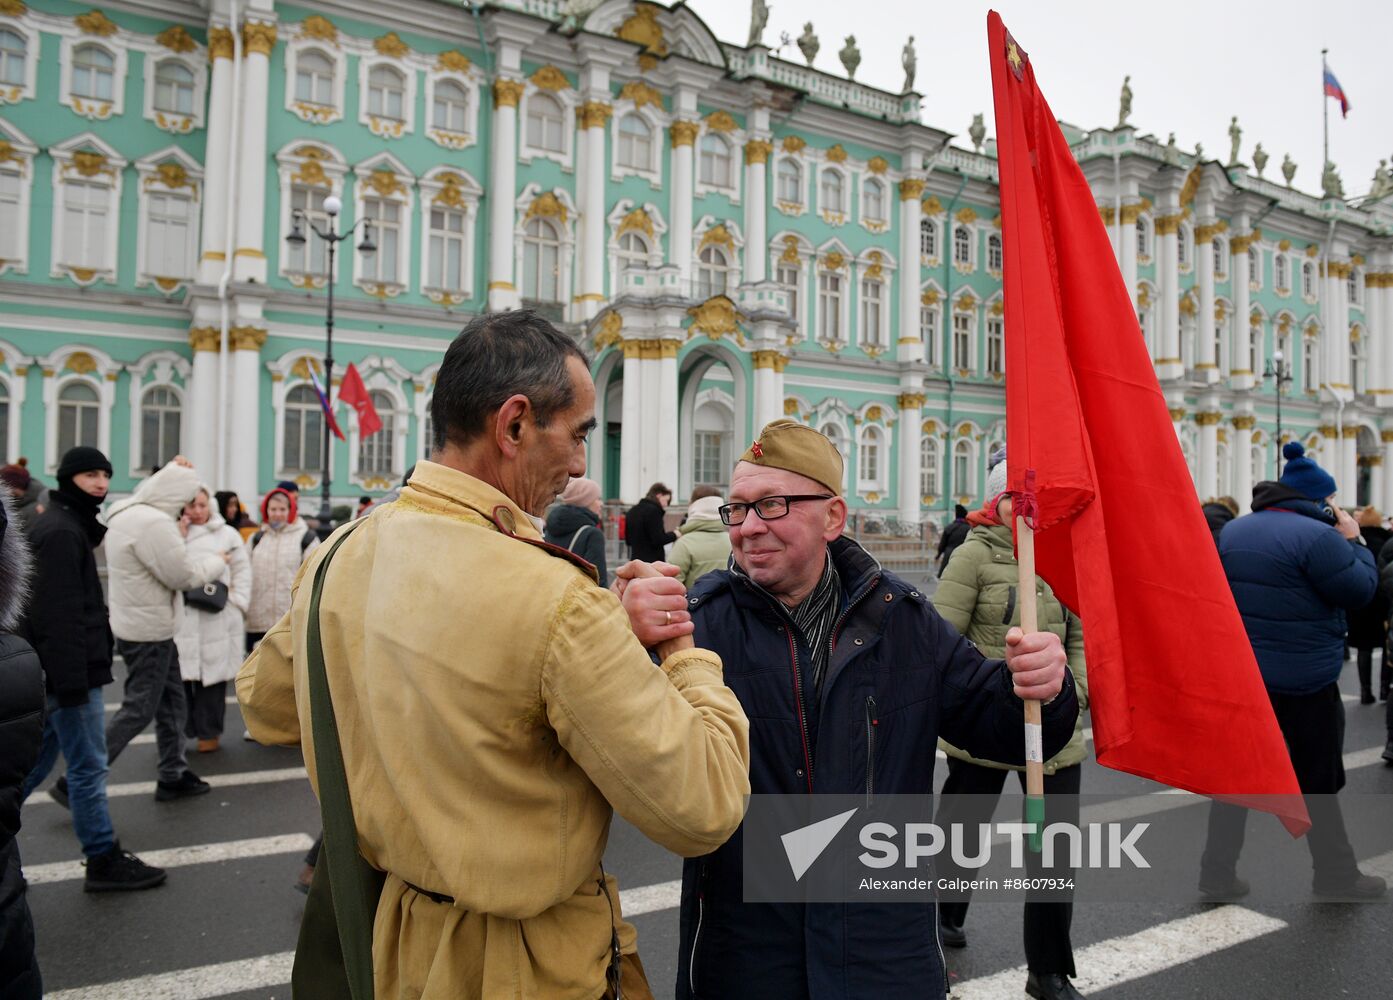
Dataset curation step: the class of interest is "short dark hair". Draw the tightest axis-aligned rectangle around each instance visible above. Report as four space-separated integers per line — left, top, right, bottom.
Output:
431 311 589 450
646 482 672 500
689 484 721 503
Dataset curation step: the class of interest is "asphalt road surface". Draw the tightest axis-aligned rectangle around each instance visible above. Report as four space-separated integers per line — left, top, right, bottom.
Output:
18 623 1393 999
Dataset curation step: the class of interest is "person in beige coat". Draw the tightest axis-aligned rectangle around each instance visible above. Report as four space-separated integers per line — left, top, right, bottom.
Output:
238 311 751 1000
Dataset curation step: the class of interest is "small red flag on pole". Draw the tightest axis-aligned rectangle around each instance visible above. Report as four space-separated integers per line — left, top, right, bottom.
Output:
987 11 1309 835
338 362 382 437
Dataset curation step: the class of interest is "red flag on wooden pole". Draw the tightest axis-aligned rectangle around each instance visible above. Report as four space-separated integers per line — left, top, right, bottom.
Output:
987 11 1309 835
338 362 382 438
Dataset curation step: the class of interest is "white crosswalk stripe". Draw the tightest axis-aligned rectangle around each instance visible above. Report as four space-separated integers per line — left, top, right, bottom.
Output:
25 833 315 885
45 950 297 1000
26 766 309 805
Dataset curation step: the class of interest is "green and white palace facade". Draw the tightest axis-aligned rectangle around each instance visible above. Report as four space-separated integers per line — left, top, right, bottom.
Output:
2 0 1392 515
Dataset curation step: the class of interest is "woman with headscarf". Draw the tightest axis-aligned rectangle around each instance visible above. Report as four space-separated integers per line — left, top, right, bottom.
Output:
175 487 252 752
543 477 608 587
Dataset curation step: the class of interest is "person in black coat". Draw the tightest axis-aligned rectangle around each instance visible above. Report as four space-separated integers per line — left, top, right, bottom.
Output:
0 490 44 998
1348 507 1392 702
1201 496 1239 550
625 482 676 562
18 447 164 892
543 477 608 587
935 504 971 576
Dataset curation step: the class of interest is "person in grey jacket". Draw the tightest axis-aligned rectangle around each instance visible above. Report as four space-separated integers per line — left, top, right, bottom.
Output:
543 477 608 587
103 457 227 801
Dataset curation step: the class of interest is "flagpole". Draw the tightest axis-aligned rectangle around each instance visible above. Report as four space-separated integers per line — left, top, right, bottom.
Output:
1015 512 1046 852
1322 49 1329 174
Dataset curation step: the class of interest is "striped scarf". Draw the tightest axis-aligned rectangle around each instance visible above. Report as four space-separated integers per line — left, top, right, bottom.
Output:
737 550 844 699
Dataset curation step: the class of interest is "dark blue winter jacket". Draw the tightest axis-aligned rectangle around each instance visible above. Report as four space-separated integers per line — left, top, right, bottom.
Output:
1220 481 1376 695
676 536 1078 1000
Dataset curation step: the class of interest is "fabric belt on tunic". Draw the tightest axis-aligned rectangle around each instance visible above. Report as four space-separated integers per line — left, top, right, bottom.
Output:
402 878 455 905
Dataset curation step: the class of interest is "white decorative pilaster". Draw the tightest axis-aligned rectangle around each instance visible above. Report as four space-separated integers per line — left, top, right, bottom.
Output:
1382 428 1393 509
1196 220 1221 382
233 19 275 283
751 349 787 436
1197 406 1221 500
488 77 524 310
1382 272 1393 400
657 340 680 490
1232 414 1255 507
187 328 220 478
1230 229 1254 391
639 346 661 488
1119 201 1141 311
898 179 926 364
228 326 265 503
198 25 235 285
743 136 771 285
1342 428 1358 507
669 117 697 286
619 341 643 502
1155 211 1182 380
1364 268 1383 399
897 390 925 522
576 98 611 319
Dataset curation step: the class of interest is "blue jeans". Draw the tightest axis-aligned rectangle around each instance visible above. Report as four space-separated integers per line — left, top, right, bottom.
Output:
22 687 116 858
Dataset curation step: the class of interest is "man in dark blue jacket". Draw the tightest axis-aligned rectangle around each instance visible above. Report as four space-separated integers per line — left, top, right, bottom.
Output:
1201 441 1384 899
669 420 1077 1000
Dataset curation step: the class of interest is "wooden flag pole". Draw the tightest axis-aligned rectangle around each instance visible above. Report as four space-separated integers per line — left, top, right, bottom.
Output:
1015 511 1046 852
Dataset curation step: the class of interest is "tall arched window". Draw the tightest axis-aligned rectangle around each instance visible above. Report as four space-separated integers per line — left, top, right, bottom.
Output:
920 436 938 497
920 218 937 258
284 384 324 473
862 178 885 224
617 231 649 276
1136 217 1150 257
953 225 971 265
858 426 883 486
72 45 114 101
1302 335 1317 391
818 272 843 342
699 134 732 187
526 93 565 153
953 439 972 497
821 423 849 491
153 61 195 115
1348 270 1360 305
432 80 469 132
1212 238 1227 279
696 245 731 300
1302 261 1316 298
58 382 100 455
139 385 182 471
986 317 1004 374
1248 246 1261 287
777 159 801 203
0 29 25 88
428 201 467 292
368 65 406 121
617 114 652 170
1178 225 1191 268
358 390 396 477
1275 254 1289 291
860 278 884 348
361 197 401 284
987 233 1003 271
287 185 330 275
819 169 844 214
522 217 561 301
295 50 335 107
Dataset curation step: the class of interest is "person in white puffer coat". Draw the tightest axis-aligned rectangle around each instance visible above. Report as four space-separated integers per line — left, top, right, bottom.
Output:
243 487 319 649
175 487 251 753
103 458 228 800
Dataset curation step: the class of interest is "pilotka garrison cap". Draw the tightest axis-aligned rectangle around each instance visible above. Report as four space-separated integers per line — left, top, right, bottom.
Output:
736 419 844 496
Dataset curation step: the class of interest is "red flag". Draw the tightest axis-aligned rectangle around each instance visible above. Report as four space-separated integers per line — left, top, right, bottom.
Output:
987 12 1309 835
338 362 382 437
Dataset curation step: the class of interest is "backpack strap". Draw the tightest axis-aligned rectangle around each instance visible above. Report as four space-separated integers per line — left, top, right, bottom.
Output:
567 525 590 552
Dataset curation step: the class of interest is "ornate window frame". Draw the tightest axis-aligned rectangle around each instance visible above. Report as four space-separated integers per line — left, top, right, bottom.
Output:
345 355 413 490
142 35 207 134
814 240 853 352
134 146 203 295
692 215 743 300
357 52 417 140
518 66 577 171
950 291 979 374
124 350 190 478
0 120 37 277
1212 235 1229 281
774 155 806 216
39 344 118 475
606 200 667 297
1248 244 1263 292
351 153 414 299
919 281 945 365
418 166 481 306
859 174 890 234
950 425 980 503
275 141 348 289
1177 220 1193 274
694 111 744 204
1301 259 1317 303
1274 250 1291 296
1135 213 1152 263
984 298 1006 378
284 33 347 126
816 162 849 225
424 52 482 151
611 104 665 185
0 16 39 107
854 249 896 357
60 32 127 121
813 403 855 494
919 429 942 503
48 133 126 286
267 350 336 488
951 211 979 274
513 183 578 307
769 231 814 339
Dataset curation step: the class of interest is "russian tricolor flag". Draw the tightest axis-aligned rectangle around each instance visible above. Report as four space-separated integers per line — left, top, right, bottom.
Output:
1324 67 1351 118
307 364 347 441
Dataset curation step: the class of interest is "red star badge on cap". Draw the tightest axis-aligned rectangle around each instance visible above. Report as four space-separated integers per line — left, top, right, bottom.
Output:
751 440 764 457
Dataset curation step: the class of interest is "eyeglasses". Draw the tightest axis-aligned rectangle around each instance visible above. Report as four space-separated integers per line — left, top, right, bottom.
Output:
719 494 834 526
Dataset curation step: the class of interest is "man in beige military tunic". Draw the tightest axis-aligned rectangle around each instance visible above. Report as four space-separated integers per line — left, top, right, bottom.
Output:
238 310 751 999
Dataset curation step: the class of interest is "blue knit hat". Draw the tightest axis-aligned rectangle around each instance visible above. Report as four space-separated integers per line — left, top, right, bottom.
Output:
1279 441 1337 501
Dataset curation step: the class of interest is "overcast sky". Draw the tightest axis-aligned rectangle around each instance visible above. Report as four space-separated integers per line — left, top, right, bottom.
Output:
687 0 1392 201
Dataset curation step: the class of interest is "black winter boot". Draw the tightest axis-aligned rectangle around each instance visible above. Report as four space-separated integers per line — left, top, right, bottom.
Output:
1380 659 1391 701
1357 650 1374 704
84 842 167 892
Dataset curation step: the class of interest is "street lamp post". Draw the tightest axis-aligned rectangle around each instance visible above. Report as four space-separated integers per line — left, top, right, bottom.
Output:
285 195 376 539
1263 349 1294 478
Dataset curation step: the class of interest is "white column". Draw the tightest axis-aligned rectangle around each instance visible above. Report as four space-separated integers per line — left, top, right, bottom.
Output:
752 350 786 432
1383 277 1393 394
669 120 696 286
1156 213 1181 380
898 180 925 364
198 28 234 285
657 342 679 490
232 20 273 284
1342 430 1358 507
1370 455 1385 512
1232 417 1255 507
1324 260 1351 389
1230 233 1253 390
488 78 523 311
1364 269 1383 397
187 331 220 477
742 139 769 285
619 343 642 502
1196 222 1219 382
1119 202 1139 310
1197 409 1220 499
229 330 264 503
577 100 610 319
897 392 924 522
639 349 661 487
1382 428 1393 508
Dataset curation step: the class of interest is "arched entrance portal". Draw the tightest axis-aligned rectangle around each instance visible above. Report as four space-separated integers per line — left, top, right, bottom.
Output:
678 342 749 502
